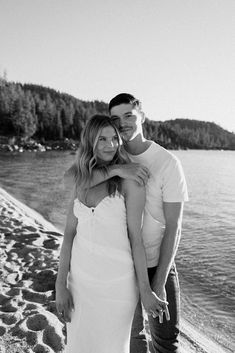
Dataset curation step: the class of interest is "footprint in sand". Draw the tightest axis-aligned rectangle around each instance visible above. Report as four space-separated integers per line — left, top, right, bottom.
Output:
0 191 65 352
26 314 49 331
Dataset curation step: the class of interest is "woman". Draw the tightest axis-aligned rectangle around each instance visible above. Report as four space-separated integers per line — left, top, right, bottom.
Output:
56 115 168 353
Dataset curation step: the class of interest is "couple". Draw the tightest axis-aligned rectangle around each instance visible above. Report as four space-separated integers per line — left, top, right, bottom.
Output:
56 93 188 353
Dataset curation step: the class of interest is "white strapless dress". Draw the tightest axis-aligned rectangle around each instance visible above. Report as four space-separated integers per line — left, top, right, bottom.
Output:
65 194 138 353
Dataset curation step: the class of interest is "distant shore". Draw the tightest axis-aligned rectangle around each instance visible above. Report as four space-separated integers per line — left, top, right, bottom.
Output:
0 187 231 353
1 138 234 153
0 138 78 153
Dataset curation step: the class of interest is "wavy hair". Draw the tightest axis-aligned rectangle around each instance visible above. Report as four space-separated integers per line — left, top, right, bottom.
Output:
68 114 129 197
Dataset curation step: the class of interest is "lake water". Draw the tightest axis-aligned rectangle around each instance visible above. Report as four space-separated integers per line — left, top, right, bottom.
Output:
0 150 234 352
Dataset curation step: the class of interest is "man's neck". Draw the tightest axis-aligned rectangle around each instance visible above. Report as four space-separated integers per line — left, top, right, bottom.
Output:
124 134 152 155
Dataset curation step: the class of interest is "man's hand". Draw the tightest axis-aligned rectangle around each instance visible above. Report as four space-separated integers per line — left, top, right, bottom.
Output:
152 284 170 323
141 289 168 319
116 163 150 185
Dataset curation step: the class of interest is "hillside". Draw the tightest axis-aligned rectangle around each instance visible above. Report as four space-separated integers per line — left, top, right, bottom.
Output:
0 80 234 150
144 118 235 149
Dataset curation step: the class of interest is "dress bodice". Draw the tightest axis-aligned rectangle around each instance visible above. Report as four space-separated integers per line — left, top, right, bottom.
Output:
73 193 130 252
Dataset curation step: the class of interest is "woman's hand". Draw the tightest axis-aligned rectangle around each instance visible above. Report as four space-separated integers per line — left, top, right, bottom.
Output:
141 289 169 323
56 283 74 322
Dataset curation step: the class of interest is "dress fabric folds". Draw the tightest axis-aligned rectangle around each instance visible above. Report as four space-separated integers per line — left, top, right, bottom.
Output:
65 194 138 353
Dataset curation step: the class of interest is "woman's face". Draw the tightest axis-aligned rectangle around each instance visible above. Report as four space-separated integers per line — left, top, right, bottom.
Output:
94 125 119 163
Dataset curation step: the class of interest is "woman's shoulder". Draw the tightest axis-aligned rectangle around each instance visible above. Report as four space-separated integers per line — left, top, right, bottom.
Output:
64 165 77 190
121 179 145 197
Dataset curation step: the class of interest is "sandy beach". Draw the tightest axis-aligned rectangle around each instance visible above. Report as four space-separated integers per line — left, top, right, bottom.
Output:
0 187 229 353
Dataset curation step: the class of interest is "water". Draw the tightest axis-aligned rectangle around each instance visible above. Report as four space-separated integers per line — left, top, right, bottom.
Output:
173 150 235 352
0 150 234 352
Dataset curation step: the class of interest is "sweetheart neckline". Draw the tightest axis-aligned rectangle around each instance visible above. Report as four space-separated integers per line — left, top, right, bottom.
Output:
74 194 124 211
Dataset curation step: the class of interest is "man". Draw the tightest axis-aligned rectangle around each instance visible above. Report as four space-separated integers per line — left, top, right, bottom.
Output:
108 93 188 353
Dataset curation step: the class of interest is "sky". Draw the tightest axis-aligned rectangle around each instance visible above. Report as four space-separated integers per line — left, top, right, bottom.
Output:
0 0 234 132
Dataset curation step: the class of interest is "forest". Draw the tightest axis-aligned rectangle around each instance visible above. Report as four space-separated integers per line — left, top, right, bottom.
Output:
1 79 235 150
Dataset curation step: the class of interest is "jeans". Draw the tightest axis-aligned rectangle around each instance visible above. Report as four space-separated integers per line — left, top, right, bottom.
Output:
130 265 180 353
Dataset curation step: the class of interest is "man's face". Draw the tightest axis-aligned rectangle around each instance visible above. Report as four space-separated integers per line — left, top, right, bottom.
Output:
110 103 143 142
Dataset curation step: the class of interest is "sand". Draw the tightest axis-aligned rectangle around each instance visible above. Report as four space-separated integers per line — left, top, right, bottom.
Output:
0 187 230 353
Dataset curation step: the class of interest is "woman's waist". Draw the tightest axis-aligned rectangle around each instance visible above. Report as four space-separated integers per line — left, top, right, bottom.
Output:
73 234 132 260
76 222 127 234
70 239 135 282
69 265 137 291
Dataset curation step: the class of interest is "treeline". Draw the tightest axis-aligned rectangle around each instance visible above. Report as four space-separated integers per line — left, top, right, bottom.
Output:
144 119 235 150
0 79 235 150
0 80 108 141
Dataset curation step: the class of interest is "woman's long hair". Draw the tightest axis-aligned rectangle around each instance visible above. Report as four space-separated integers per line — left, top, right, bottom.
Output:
67 114 129 197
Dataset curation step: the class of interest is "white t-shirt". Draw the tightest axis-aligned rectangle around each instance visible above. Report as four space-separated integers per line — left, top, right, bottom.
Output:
127 141 189 267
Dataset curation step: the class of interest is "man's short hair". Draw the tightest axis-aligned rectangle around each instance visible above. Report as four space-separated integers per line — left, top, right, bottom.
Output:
108 93 141 112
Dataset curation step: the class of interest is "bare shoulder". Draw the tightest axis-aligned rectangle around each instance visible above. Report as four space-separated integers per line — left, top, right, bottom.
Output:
64 148 81 189
121 179 145 198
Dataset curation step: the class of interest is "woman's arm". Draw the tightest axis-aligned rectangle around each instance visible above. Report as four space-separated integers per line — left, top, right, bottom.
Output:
123 180 168 319
55 188 78 322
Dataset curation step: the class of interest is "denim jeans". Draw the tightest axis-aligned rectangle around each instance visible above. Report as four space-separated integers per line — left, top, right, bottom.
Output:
130 265 180 353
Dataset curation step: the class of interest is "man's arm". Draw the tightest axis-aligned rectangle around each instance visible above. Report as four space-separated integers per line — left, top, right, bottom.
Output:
92 163 149 186
65 162 150 188
151 202 184 300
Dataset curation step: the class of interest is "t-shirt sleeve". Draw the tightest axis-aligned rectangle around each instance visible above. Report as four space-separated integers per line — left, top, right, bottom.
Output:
162 157 189 202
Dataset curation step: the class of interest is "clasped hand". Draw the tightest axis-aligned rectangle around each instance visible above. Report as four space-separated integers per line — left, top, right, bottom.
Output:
142 291 170 324
56 284 74 322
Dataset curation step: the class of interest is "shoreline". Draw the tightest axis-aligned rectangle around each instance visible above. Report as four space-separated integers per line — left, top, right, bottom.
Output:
0 187 231 353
